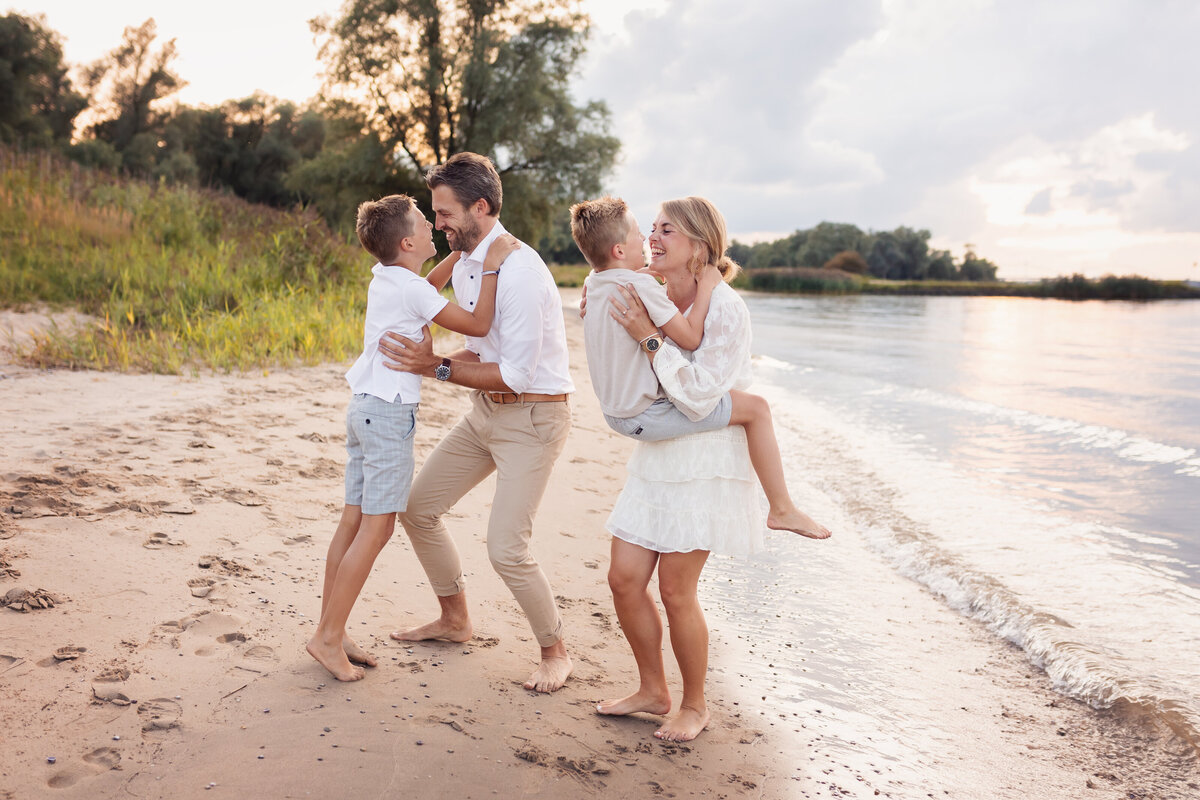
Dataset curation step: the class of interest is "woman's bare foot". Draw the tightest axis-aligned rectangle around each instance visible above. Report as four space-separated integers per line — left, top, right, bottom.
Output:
596 688 671 716
389 616 473 643
767 506 832 539
343 636 376 667
654 705 710 742
306 636 365 682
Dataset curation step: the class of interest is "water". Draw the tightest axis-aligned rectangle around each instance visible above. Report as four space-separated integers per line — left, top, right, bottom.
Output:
700 295 1200 792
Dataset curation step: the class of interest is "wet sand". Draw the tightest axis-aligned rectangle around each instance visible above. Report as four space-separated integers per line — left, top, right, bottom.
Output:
1 293 1197 799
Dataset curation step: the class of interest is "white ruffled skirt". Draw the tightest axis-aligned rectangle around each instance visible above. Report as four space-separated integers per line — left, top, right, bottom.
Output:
606 426 766 555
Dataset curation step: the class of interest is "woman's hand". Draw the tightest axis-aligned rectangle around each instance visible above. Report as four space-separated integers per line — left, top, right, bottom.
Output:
609 284 659 342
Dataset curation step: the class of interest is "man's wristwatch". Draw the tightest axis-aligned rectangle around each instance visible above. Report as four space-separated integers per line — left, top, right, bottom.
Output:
639 333 665 353
434 357 452 381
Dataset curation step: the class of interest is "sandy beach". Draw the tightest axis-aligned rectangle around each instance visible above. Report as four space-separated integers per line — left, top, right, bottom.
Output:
2 292 1197 799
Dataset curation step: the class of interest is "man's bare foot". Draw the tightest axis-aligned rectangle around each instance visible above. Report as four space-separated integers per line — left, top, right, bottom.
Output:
768 506 832 540
343 636 376 667
306 636 365 682
596 688 671 716
523 651 573 693
389 616 473 643
654 705 710 742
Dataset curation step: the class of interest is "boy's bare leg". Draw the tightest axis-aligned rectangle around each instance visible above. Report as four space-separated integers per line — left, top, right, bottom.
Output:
390 591 474 643
596 538 672 716
317 506 377 666
729 390 832 539
655 550 712 742
307 512 396 681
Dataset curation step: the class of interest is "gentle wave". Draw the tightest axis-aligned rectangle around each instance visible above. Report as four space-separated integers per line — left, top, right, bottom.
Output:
901 387 1200 476
856 516 1200 755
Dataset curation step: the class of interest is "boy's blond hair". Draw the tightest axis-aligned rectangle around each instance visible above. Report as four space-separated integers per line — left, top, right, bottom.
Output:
569 196 631 269
355 194 418 264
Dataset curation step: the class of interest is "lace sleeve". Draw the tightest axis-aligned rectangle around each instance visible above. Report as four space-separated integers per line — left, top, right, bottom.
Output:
653 286 752 421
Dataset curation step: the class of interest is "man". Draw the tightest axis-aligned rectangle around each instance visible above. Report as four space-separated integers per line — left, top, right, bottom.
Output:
379 152 575 692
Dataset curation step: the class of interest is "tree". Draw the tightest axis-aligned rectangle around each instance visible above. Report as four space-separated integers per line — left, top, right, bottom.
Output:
926 248 959 280
83 18 184 166
824 250 868 275
310 0 619 244
960 245 998 281
0 13 87 147
797 222 865 268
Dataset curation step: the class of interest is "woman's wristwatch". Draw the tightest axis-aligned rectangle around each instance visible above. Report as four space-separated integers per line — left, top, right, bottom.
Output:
639 333 665 353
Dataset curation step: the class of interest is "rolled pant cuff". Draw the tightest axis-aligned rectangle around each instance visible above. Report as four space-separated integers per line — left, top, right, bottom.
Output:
431 577 467 597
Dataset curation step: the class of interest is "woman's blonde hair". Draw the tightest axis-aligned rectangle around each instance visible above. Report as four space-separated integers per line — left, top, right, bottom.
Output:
659 196 742 282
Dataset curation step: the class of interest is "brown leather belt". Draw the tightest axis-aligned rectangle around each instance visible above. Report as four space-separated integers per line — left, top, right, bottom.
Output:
484 392 568 404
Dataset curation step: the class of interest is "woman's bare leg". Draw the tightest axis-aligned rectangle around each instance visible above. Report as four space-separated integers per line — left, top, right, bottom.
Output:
655 549 712 741
597 538 672 716
728 390 831 539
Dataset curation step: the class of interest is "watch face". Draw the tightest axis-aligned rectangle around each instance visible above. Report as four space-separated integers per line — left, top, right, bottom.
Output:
435 364 451 381
645 337 661 352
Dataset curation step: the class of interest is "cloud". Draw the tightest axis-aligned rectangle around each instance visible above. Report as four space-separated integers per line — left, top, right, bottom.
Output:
578 0 1200 277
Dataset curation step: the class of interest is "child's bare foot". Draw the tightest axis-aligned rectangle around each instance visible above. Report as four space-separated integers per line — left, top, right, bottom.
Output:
389 616 473 643
654 705 710 742
343 636 376 667
596 688 671 716
524 654 573 693
307 636 365 682
768 506 832 539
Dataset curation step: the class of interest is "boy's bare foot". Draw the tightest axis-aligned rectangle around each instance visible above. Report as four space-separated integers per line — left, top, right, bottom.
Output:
343 636 376 667
654 705 710 742
389 616 473 643
768 507 832 539
596 688 671 716
306 636 365 682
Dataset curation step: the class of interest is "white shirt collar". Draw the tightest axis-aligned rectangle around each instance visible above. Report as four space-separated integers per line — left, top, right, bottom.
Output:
461 219 507 266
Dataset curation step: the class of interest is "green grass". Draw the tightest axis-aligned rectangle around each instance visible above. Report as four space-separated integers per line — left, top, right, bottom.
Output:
1 147 370 373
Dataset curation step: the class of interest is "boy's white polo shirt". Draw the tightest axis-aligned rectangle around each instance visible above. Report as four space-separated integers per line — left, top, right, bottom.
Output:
345 264 449 403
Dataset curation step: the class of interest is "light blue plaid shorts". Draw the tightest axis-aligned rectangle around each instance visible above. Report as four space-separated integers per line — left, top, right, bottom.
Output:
604 394 733 442
344 393 418 515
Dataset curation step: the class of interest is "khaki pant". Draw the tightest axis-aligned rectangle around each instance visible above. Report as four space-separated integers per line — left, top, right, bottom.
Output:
400 391 571 647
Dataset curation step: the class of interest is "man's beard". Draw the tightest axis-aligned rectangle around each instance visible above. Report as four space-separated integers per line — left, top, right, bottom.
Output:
446 218 483 253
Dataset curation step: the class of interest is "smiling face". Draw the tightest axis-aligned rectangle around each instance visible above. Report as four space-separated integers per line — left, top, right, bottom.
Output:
404 206 438 263
431 184 485 253
618 211 646 268
647 211 696 280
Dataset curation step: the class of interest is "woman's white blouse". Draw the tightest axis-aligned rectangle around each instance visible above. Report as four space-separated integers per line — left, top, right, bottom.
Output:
606 282 765 556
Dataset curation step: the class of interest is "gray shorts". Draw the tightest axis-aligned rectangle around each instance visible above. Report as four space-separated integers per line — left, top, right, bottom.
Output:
344 393 418 515
604 395 733 442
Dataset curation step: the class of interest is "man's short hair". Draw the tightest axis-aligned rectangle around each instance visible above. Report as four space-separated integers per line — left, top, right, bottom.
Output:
355 194 418 264
425 152 503 216
569 196 630 268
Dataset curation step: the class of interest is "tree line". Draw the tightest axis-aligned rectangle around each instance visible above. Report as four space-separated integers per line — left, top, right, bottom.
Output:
4 5 1000 277
0 4 618 256
729 221 999 281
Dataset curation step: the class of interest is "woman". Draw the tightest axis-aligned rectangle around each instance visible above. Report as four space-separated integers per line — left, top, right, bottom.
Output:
595 196 823 741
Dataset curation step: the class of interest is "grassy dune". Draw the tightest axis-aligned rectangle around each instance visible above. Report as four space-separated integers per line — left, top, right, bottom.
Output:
1 148 372 373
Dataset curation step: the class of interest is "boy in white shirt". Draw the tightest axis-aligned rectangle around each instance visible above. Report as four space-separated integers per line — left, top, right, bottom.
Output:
571 196 830 539
307 194 516 682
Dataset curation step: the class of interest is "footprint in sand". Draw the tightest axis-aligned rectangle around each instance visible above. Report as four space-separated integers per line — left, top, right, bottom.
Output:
216 632 247 643
94 667 131 683
144 532 186 549
138 698 182 732
188 577 218 598
91 686 134 706
45 747 122 789
243 645 275 662
52 645 87 661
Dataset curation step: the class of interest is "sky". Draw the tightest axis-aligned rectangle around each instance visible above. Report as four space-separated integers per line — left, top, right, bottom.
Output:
15 0 1200 280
